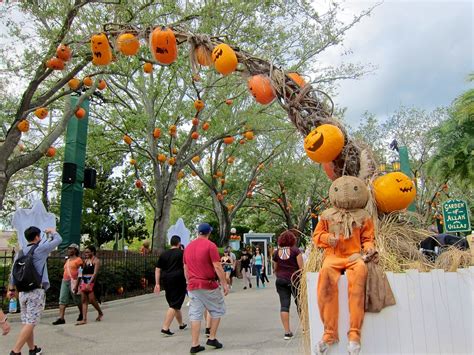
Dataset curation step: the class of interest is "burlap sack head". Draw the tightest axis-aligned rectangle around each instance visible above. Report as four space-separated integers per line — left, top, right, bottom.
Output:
329 176 369 210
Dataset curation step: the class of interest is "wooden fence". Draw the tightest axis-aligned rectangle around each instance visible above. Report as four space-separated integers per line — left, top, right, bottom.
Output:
307 267 473 354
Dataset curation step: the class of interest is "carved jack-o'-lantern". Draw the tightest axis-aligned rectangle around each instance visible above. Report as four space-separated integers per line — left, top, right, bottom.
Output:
157 154 166 163
194 100 205 111
373 172 416 213
247 75 276 105
83 77 93 87
304 124 344 163
91 33 113 66
46 57 65 70
17 120 30 133
149 27 177 65
211 43 238 75
116 33 140 56
98 80 107 90
329 176 369 210
191 132 199 139
34 107 48 120
56 44 72 61
68 78 81 90
202 122 210 131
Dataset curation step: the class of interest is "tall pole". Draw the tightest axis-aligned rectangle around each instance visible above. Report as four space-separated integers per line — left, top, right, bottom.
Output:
398 146 416 212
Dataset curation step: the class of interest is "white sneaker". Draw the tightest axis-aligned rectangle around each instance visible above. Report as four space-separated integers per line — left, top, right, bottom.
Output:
347 341 361 355
315 341 329 355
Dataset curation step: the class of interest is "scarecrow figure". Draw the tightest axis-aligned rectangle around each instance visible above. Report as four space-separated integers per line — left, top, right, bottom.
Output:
313 176 376 355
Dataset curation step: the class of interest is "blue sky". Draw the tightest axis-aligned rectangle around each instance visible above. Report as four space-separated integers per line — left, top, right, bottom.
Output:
317 0 473 127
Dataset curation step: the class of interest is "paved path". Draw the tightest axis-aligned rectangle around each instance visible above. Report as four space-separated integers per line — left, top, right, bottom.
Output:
1 276 304 354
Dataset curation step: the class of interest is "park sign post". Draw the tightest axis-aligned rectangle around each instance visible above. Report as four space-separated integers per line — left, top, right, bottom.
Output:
442 199 471 233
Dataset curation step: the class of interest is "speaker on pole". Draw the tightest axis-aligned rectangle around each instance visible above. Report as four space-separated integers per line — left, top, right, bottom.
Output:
84 168 97 189
62 163 77 184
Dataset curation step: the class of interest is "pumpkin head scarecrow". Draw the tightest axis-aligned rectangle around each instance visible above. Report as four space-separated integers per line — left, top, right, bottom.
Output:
312 176 376 355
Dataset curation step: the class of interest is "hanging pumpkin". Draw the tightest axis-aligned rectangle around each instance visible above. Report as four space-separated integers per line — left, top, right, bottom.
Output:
157 154 166 163
239 139 245 145
143 62 153 73
223 136 234 144
83 76 93 87
244 131 254 140
75 107 86 119
217 193 224 201
178 171 185 179
202 122 210 131
191 171 197 177
34 107 48 120
91 33 113 66
130 159 137 165
373 172 416 213
192 156 200 163
304 124 344 163
220 178 226 185
247 74 275 105
68 78 81 90
194 100 205 112
227 156 235 164
227 204 234 211
287 72 306 88
123 135 132 145
172 147 178 154
45 146 56 158
169 125 177 136
225 99 233 105
135 180 143 189
216 171 223 177
168 157 176 166
98 80 107 90
153 128 161 139
149 26 177 65
194 45 212 66
17 120 29 133
56 44 72 61
46 57 65 70
222 189 228 195
192 117 199 126
211 43 238 75
191 132 199 139
116 33 140 56
322 161 338 181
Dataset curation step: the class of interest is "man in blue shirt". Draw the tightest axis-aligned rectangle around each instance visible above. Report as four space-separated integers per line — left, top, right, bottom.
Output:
9 226 62 355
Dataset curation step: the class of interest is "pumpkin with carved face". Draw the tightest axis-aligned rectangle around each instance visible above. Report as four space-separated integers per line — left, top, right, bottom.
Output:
149 27 177 65
304 124 344 163
56 44 72 61
211 43 238 75
373 172 416 213
247 75 275 105
329 176 369 210
91 33 113 66
34 107 48 120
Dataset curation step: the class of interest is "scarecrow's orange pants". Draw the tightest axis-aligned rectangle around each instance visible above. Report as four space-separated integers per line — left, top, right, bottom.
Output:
317 254 367 344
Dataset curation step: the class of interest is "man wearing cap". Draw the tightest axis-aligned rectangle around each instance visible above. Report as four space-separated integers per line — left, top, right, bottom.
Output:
184 223 229 354
52 243 83 325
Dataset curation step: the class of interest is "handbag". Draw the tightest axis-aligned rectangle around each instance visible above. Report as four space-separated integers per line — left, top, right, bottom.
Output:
66 259 79 294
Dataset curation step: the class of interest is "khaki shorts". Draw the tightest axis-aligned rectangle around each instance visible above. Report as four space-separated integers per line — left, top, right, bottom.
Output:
19 288 46 325
59 279 81 305
188 288 226 321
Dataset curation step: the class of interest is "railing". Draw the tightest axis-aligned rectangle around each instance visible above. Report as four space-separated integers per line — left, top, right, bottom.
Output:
0 249 159 312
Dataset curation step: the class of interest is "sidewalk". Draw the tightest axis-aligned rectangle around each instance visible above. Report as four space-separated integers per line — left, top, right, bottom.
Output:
0 277 303 354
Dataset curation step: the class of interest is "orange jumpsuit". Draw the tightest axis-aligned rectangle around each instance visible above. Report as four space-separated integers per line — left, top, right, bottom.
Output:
313 217 374 344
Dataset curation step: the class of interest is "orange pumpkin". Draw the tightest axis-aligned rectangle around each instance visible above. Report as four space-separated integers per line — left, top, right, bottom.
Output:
194 100 205 112
116 33 140 56
143 62 153 73
123 135 132 145
172 147 178 154
34 107 48 120
75 107 86 119
178 171 185 179
149 27 177 65
304 124 344 163
97 79 107 90
68 78 81 90
135 180 143 188
373 172 416 213
211 43 238 75
129 159 137 165
157 154 167 163
153 128 161 139
169 125 177 136
239 139 245 145
217 193 224 201
225 99 233 105
220 178 226 185
223 136 234 144
46 57 65 70
227 156 235 164
192 156 201 163
216 171 223 177
194 45 212 66
202 122 210 131
45 146 56 157
244 131 254 140
56 44 72 61
322 161 338 181
91 33 113 66
191 171 197 177
248 75 275 105
17 120 29 133
287 72 306 88
192 117 199 126
222 189 228 195
191 132 199 139
168 157 176 166
227 204 234 211
83 76 93 87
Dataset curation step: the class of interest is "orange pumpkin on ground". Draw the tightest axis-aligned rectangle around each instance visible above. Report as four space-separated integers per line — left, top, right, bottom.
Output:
373 172 416 213
75 107 86 119
123 135 132 145
34 107 48 120
248 75 275 105
143 62 153 73
56 44 72 61
202 122 210 131
211 43 238 75
46 146 56 158
46 57 65 70
153 128 161 139
287 72 306 88
223 136 234 145
98 80 107 90
194 45 212 66
17 120 29 133
83 76 93 87
91 33 113 66
68 78 81 90
304 124 344 163
149 27 177 65
116 33 140 56
194 100 205 112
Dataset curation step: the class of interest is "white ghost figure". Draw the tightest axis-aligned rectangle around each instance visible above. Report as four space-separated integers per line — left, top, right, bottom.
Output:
167 218 190 247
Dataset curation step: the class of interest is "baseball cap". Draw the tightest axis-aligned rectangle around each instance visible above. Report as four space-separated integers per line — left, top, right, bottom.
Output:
68 243 79 250
197 223 213 235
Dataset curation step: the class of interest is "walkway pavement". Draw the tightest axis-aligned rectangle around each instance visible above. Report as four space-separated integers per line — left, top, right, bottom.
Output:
1 277 303 354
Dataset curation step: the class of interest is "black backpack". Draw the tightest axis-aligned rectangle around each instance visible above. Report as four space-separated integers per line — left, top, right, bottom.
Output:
12 244 43 291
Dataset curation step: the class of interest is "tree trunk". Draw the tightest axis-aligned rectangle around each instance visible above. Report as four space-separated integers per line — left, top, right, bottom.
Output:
152 177 178 253
0 171 9 211
218 209 231 247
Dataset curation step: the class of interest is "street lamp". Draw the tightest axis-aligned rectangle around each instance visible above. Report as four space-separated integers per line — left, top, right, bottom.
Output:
392 161 401 171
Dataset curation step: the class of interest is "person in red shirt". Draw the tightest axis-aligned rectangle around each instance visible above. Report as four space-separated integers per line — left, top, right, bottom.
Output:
183 223 229 354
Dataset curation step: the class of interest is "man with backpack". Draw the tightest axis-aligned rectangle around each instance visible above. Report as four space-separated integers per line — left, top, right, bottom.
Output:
8 226 62 355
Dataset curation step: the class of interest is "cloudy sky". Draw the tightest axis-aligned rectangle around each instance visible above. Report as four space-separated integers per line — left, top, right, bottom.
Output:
317 0 473 127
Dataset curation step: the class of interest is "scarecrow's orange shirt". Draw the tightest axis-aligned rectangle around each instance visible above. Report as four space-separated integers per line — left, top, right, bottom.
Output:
312 218 375 258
